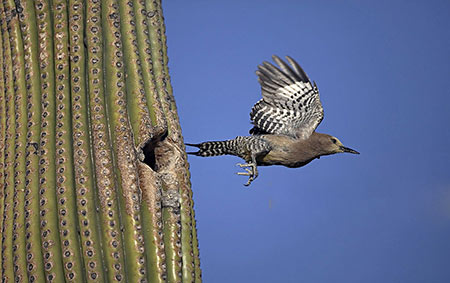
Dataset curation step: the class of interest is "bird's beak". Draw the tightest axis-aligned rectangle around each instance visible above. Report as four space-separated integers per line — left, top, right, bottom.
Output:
340 146 360 154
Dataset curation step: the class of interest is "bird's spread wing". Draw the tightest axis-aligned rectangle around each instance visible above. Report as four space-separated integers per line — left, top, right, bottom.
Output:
249 55 324 139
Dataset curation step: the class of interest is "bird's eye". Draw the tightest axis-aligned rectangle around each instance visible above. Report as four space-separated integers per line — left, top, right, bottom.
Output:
331 138 337 144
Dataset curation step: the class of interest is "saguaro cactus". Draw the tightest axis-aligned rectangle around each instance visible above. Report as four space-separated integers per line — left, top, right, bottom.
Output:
0 0 201 282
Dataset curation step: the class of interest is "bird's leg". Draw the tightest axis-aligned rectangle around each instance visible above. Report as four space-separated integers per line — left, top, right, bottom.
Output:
236 154 259 186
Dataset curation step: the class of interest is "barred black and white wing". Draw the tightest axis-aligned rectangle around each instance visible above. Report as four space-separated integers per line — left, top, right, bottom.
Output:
249 55 324 140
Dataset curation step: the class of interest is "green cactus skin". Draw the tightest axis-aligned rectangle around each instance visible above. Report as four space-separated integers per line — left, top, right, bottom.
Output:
86 0 128 282
18 0 47 282
0 1 16 280
0 1 202 282
34 0 67 282
3 0 29 281
133 0 167 138
131 0 170 282
0 16 4 282
69 1 107 281
52 0 86 281
139 162 167 283
144 2 183 282
102 0 148 281
117 0 153 149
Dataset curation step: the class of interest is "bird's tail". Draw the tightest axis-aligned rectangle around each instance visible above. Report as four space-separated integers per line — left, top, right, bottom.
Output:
186 139 239 157
186 136 272 161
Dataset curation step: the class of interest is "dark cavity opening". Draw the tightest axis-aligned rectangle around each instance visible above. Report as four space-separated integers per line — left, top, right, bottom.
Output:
142 130 168 171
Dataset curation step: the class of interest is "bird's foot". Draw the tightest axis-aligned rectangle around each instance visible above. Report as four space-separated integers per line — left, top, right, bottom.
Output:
236 162 258 186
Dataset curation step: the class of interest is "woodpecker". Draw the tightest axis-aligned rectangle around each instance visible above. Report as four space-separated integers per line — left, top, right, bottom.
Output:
187 55 359 186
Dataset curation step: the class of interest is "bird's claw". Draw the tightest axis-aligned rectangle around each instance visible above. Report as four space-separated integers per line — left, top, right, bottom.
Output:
236 163 258 186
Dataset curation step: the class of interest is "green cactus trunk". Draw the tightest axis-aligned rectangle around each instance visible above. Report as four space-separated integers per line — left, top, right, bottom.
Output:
0 0 201 282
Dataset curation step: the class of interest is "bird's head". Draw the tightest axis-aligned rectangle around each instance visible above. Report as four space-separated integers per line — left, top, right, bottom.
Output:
317 134 360 155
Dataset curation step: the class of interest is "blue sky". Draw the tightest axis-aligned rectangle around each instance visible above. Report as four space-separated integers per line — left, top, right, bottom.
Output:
163 1 450 282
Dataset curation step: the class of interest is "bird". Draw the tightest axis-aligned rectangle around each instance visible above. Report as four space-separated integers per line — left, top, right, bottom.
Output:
186 55 359 186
